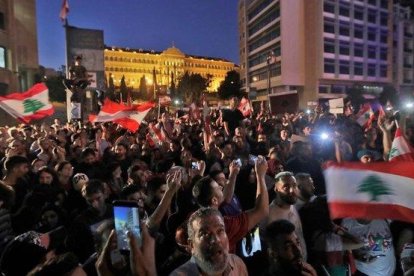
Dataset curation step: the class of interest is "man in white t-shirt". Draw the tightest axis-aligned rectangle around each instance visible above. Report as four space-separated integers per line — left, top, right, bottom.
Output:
341 218 396 276
261 171 307 260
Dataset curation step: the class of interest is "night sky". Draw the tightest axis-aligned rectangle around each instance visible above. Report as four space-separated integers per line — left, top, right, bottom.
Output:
36 0 239 70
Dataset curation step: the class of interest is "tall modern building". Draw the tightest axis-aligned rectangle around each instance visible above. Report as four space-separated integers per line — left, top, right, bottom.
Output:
239 0 393 112
393 3 414 95
0 0 39 94
104 45 237 93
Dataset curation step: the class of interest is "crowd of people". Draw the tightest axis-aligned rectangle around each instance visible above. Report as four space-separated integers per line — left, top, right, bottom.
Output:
0 95 413 275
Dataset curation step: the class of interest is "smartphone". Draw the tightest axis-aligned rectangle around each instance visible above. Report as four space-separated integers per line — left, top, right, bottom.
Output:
191 161 198 169
113 200 141 252
234 158 242 167
249 155 258 164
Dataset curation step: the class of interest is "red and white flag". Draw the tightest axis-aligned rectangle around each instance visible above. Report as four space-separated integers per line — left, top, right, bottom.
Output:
324 162 414 223
356 103 374 128
238 97 253 117
146 123 166 147
59 0 69 22
0 83 54 123
389 127 414 162
159 95 172 107
89 99 154 132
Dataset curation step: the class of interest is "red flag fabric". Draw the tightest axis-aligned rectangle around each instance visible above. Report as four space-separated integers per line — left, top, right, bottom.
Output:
59 0 69 21
0 83 54 123
324 161 414 223
389 127 414 162
146 123 166 147
89 99 154 132
356 103 374 128
238 97 253 117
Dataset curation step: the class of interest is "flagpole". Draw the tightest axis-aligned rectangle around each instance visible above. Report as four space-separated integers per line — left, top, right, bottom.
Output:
64 19 72 122
158 97 161 119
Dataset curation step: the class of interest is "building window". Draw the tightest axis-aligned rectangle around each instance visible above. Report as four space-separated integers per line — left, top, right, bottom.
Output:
339 41 350 55
319 85 329 93
0 47 5 68
368 9 377 23
354 43 364 57
354 6 364 20
380 30 387 43
324 18 335 34
324 2 335 13
0 12 4 30
324 38 335 53
368 45 377 59
368 0 377 6
324 58 335 73
380 12 388 26
368 64 376 76
339 60 350 74
380 0 388 9
380 65 387 77
354 62 364 75
339 21 350 36
339 3 350 17
354 25 364 38
380 48 387 60
368 27 377 41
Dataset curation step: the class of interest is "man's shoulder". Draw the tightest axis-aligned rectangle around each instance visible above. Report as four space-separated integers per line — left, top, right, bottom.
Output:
169 259 199 276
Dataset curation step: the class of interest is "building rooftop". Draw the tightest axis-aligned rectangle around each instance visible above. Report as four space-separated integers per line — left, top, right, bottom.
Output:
104 45 232 63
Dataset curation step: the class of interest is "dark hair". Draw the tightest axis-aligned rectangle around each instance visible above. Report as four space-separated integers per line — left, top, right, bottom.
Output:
80 148 95 159
120 184 143 199
209 170 223 180
264 219 296 249
27 252 80 276
147 176 165 194
295 173 311 182
187 207 223 240
82 179 104 197
54 161 71 173
192 176 214 207
4 156 29 172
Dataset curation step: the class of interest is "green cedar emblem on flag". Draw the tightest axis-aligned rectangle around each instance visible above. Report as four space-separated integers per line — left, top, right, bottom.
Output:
389 147 399 159
23 99 45 113
357 175 394 201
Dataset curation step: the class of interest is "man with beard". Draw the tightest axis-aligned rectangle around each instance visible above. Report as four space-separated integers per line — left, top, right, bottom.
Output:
171 207 248 276
294 173 316 211
263 219 317 276
261 171 307 260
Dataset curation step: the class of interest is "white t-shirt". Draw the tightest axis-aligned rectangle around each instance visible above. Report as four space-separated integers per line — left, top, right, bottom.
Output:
341 218 396 276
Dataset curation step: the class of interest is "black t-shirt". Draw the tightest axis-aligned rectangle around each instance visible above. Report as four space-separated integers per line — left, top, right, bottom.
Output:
222 109 244 135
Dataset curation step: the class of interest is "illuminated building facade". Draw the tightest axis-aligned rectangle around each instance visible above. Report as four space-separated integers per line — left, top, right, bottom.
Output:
0 0 39 94
104 45 238 93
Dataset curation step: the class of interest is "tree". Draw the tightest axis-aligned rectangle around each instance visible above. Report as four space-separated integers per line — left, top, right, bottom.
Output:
106 74 116 101
176 72 211 104
119 75 128 103
139 75 148 100
217 70 242 99
357 175 394 201
45 75 66 103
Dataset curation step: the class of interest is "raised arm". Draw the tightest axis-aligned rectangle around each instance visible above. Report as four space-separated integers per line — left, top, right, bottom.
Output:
222 161 240 205
245 156 269 230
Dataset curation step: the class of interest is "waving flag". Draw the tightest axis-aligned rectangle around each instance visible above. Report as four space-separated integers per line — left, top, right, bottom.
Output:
146 123 166 147
389 127 414 162
356 103 374 128
59 0 69 22
89 99 154 132
324 162 414 223
238 97 253 117
0 83 54 123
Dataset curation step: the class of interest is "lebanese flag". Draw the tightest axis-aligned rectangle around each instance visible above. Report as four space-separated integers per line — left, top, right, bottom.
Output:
59 0 69 22
238 97 253 117
324 162 414 223
89 99 154 132
0 83 54 123
356 103 374 128
389 127 414 162
159 95 172 107
147 123 166 147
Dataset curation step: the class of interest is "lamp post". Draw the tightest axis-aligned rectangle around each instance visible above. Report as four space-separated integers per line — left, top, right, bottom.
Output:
266 51 275 112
